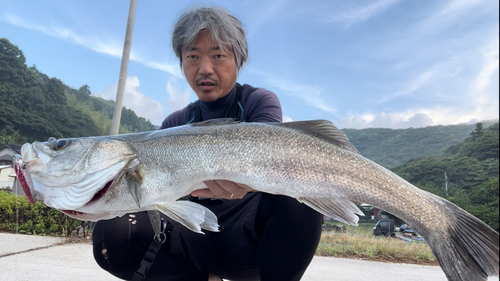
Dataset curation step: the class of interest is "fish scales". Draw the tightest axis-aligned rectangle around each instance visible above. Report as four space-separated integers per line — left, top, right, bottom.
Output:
13 119 499 281
157 123 446 233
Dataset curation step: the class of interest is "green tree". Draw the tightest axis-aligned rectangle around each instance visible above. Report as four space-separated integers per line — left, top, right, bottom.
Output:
391 156 447 188
444 123 499 161
466 177 499 231
1 38 156 142
445 156 488 192
343 122 496 168
391 124 499 230
0 38 27 87
470 122 484 138
0 125 23 144
75 84 92 100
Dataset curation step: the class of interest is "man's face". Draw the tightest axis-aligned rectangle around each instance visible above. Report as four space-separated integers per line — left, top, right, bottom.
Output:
182 30 238 102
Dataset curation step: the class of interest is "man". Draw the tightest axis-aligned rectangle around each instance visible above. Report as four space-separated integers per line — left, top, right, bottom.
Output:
93 6 323 281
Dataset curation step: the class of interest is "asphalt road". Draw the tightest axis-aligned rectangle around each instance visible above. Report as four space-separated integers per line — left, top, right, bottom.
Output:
0 233 498 281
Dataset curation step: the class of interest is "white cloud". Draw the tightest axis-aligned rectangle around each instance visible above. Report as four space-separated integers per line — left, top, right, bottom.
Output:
3 13 182 77
325 0 399 27
336 115 372 129
4 13 123 56
165 77 192 115
283 116 293 122
142 61 182 78
470 39 499 98
337 111 433 129
461 38 500 124
255 73 336 115
418 0 484 35
244 0 289 36
379 68 438 103
94 76 165 126
372 112 433 128
337 100 499 129
378 36 499 118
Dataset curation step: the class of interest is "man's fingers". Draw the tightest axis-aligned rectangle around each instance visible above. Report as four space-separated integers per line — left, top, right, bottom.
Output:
190 188 216 198
216 180 250 190
214 180 253 199
208 274 222 281
190 181 230 199
205 180 232 198
190 180 253 199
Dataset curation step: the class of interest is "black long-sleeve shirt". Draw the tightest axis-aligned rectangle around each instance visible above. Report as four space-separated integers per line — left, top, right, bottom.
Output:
160 83 283 279
159 83 282 129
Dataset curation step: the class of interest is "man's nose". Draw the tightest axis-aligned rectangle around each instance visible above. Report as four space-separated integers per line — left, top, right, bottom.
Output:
199 57 214 76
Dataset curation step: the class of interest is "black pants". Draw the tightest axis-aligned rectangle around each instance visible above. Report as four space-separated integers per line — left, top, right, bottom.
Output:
93 194 323 281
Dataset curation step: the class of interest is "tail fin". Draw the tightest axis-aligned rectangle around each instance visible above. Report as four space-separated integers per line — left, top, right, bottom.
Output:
427 199 499 281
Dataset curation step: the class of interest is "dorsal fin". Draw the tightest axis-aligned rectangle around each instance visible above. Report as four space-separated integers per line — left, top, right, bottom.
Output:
274 120 360 154
189 118 359 154
189 118 240 127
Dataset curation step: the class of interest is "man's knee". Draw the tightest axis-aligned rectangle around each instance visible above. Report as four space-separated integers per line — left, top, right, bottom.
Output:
256 194 323 239
260 194 323 222
92 214 152 279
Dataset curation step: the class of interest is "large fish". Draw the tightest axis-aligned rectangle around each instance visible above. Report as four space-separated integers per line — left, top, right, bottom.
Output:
13 119 499 281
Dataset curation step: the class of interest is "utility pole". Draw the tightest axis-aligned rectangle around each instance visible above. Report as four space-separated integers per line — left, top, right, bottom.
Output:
110 0 138 135
444 171 448 192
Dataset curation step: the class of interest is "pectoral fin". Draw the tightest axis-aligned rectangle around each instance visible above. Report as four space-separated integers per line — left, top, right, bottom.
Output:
125 159 143 208
297 197 364 225
154 201 220 234
147 210 162 237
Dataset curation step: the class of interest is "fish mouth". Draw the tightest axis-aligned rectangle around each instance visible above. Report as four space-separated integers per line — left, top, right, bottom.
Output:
86 180 113 205
60 209 112 221
59 179 113 218
12 154 113 208
60 180 114 219
13 154 36 204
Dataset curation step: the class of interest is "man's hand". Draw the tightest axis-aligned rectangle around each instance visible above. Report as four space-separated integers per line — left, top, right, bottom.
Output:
191 180 254 199
208 274 222 281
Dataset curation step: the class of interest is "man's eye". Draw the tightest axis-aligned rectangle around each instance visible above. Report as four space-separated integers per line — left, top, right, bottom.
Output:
214 54 225 59
186 55 197 60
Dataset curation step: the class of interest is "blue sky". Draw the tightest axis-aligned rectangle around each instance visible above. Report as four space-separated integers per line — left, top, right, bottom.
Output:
1 0 498 129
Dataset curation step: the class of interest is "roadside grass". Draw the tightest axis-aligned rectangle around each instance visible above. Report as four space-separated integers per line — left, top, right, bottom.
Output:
317 223 437 265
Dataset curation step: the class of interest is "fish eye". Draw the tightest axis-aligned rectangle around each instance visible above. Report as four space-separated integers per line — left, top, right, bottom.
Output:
54 139 72 150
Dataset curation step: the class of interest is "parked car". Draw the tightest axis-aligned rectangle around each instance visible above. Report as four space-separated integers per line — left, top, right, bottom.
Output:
372 219 396 237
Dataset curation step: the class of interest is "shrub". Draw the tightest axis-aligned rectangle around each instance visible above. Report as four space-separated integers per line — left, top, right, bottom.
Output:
0 191 82 236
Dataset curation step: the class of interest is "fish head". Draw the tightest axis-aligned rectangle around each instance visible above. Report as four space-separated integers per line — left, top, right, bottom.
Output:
16 136 136 218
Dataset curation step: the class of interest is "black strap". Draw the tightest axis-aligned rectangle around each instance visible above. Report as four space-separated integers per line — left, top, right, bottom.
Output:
130 220 173 281
226 83 242 120
193 83 243 123
194 100 202 123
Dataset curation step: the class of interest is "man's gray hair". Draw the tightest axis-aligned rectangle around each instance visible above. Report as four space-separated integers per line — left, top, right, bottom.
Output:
172 6 248 70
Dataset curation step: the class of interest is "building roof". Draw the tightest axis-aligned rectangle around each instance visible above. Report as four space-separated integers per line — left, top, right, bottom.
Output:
0 144 22 164
0 144 21 153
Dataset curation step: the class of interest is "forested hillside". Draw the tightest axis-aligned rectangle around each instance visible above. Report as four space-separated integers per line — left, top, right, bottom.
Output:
1 36 497 165
390 123 499 231
343 121 497 168
0 38 156 145
0 38 498 232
